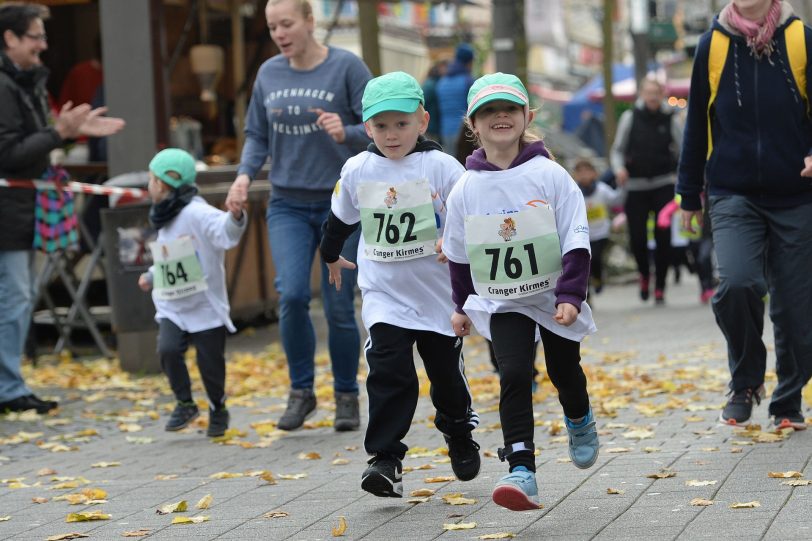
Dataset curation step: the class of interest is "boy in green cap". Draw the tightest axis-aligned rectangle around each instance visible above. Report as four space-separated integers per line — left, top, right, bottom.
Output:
138 148 246 438
319 71 480 498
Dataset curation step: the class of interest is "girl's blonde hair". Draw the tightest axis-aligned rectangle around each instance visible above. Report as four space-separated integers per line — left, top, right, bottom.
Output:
266 0 313 19
462 107 554 160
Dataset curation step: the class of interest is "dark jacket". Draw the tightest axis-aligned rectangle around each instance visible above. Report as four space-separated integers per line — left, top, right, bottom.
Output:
0 52 63 251
677 14 812 211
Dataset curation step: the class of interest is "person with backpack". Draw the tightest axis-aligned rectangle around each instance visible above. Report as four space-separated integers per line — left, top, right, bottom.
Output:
678 0 812 430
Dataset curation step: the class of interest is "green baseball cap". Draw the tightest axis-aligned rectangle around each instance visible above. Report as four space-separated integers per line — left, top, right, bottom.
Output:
149 148 197 188
466 72 530 118
362 71 424 122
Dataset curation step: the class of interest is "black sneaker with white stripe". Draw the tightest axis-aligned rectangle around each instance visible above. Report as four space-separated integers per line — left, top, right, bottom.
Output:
361 455 403 498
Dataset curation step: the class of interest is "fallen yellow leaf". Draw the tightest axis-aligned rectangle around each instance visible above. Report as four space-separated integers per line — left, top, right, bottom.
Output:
331 515 348 537
443 522 477 531
171 515 209 524
32 497 49 504
407 496 431 504
298 451 322 460
623 428 655 440
209 472 244 479
782 479 812 486
331 458 350 465
263 510 289 519
66 511 111 522
643 447 661 453
685 480 717 487
154 474 178 481
121 529 152 537
260 471 277 484
117 423 143 433
425 476 455 483
606 488 625 495
605 448 632 454
196 494 213 509
156 500 187 515
730 501 761 509
479 534 516 540
0 516 9 521
278 473 307 480
46 534 90 541
441 492 477 505
409 488 436 497
38 468 57 476
690 498 714 506
767 471 803 479
81 488 107 500
91 462 121 468
646 471 677 479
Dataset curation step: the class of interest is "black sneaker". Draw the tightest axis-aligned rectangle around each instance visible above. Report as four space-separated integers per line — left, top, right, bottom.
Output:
207 408 230 438
361 455 403 498
771 411 807 431
165 401 199 431
445 433 481 481
0 394 58 414
277 388 316 431
334 392 360 432
719 385 765 426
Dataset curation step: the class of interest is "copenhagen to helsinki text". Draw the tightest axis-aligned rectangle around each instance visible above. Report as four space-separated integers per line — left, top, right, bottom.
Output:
485 276 553 298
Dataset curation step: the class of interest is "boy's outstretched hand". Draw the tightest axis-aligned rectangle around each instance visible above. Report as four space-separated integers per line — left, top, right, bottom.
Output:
326 256 357 291
554 302 578 326
138 273 152 292
451 312 472 337
434 238 448 263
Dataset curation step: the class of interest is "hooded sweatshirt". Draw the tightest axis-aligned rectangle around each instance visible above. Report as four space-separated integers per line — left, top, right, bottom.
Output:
677 2 812 210
447 141 591 314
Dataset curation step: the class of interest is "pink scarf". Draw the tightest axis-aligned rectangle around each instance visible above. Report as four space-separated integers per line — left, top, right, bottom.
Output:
725 0 782 58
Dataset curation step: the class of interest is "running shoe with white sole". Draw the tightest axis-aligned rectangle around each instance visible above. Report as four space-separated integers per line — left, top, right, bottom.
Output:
361 455 403 498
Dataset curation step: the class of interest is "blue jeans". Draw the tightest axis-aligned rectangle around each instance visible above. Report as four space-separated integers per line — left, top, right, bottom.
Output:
0 250 35 402
267 196 360 393
710 195 812 415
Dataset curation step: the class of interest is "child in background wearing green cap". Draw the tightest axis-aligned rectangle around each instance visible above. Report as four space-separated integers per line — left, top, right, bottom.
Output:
319 71 481 498
138 148 246 438
442 73 600 511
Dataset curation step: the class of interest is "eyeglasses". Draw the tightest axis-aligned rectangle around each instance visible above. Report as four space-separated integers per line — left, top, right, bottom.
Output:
24 33 47 42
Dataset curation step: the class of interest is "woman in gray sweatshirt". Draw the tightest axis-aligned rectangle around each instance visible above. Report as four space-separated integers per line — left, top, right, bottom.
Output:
225 0 372 432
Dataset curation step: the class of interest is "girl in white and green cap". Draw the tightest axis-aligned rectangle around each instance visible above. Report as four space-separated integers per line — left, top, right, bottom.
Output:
441 73 600 511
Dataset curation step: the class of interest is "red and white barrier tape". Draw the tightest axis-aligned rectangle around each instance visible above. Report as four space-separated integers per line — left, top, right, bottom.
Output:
0 178 146 198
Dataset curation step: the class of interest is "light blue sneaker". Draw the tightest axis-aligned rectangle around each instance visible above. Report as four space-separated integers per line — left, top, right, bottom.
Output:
565 407 599 469
492 466 540 511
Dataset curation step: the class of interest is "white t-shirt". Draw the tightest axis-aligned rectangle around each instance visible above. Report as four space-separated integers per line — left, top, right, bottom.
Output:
442 156 597 342
150 197 246 333
583 182 625 241
331 149 465 336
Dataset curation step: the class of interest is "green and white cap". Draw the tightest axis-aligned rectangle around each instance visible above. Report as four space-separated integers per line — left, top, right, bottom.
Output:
362 71 424 122
149 148 197 188
466 72 530 118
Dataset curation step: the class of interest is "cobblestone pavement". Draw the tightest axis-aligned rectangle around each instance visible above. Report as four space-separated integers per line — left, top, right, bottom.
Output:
1 279 810 541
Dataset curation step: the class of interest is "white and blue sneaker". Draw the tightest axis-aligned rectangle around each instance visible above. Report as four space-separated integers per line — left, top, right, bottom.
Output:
565 407 599 469
492 466 539 511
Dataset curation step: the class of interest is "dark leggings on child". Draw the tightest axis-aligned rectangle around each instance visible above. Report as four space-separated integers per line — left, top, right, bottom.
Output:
590 238 609 285
625 184 674 290
158 318 227 408
490 312 589 472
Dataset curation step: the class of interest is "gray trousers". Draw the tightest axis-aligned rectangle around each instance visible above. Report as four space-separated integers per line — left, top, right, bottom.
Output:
710 195 812 415
157 318 226 409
